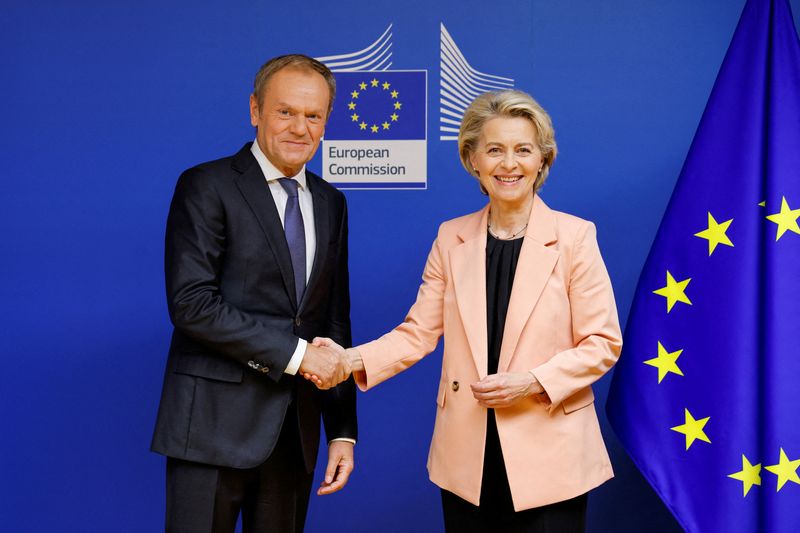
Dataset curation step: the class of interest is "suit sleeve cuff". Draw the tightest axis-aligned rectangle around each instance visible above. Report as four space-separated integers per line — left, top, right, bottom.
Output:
329 438 356 445
284 338 307 375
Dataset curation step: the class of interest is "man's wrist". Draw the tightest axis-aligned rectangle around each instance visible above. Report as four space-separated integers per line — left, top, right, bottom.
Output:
284 338 307 375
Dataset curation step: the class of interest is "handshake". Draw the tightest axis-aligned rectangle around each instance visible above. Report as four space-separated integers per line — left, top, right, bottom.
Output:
298 338 364 389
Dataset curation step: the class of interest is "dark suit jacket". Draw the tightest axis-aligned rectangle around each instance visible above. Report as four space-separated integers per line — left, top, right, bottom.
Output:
151 143 357 472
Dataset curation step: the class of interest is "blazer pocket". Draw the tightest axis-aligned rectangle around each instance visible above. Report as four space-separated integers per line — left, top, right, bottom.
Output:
174 352 244 383
561 387 595 414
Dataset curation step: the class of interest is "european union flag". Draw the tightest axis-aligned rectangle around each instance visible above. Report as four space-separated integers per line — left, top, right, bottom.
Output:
607 0 800 531
325 71 426 141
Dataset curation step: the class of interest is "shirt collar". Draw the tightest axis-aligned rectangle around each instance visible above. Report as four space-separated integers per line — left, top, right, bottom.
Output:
250 139 307 189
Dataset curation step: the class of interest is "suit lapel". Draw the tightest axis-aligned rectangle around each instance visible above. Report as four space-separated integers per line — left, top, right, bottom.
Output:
497 195 559 372
450 206 490 377
300 174 330 314
232 145 298 308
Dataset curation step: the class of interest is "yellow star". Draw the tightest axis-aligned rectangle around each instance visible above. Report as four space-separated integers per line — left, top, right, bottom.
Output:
382 81 390 90
670 408 711 450
765 448 800 491
390 90 399 98
347 102 356 110
370 78 379 87
382 121 390 130
694 212 733 255
370 124 379 133
350 113 359 122
393 101 402 110
390 113 399 122
351 90 359 99
766 196 800 241
643 341 684 383
653 271 692 313
758 200 766 207
728 455 762 497
359 82 367 90
359 121 367 130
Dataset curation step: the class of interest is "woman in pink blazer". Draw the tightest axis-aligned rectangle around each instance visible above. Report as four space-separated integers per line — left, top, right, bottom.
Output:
312 90 622 532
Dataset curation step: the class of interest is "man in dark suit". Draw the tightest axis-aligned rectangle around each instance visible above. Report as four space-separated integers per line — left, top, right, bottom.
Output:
151 54 357 533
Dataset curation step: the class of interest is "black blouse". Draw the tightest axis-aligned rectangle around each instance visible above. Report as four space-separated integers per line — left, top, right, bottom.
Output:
485 232 524 374
479 231 525 512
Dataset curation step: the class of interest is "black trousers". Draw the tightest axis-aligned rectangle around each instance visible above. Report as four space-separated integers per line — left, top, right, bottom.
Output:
165 410 313 533
441 410 587 533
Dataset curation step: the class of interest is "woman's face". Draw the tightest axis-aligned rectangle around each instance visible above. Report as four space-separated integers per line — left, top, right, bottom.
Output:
469 116 543 208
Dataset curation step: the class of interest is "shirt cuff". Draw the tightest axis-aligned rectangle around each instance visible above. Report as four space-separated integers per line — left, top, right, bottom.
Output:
330 438 356 445
284 338 307 375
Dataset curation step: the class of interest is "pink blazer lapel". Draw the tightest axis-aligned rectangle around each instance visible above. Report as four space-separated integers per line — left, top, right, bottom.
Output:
497 195 559 373
450 206 490 378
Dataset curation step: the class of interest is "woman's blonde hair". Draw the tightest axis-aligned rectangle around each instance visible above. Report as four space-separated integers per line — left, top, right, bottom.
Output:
458 90 557 193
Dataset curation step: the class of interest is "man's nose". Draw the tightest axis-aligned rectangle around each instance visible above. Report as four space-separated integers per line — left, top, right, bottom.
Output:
288 114 308 136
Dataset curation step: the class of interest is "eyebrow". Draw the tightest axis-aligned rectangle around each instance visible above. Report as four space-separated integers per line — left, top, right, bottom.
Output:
484 141 535 147
273 101 324 115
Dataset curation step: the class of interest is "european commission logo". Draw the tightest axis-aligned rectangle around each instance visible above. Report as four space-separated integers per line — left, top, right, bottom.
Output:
323 71 427 189
316 23 512 190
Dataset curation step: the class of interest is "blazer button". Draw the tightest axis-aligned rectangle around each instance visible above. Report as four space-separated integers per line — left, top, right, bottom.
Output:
295 317 301 326
451 381 460 392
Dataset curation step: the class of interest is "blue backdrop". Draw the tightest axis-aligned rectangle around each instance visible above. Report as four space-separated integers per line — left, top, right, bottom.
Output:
3 1 798 531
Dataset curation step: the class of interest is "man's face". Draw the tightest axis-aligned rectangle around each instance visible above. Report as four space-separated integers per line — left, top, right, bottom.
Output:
249 67 331 176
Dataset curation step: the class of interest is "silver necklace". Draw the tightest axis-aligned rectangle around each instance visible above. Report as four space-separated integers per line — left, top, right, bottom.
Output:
488 220 528 240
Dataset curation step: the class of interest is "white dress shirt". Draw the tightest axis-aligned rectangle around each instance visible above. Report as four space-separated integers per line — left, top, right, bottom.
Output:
250 140 315 376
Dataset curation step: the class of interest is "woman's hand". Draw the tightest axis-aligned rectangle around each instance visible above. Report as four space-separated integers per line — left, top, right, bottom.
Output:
470 372 544 408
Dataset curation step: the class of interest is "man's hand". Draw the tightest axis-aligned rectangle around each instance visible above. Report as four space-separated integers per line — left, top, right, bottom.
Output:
317 440 354 496
298 343 351 390
470 372 544 408
303 338 365 387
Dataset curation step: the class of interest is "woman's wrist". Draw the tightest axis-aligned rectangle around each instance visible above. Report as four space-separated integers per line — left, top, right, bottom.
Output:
346 348 365 372
527 371 545 396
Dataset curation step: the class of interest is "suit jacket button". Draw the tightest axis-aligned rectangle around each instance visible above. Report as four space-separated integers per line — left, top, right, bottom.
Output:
295 317 301 326
452 381 459 392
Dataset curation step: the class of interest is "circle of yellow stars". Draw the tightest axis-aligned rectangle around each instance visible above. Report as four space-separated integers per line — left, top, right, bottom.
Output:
347 77 402 134
642 197 800 498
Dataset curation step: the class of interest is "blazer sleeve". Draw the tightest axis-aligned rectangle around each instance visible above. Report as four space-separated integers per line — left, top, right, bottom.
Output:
531 221 622 412
352 233 446 391
320 200 358 442
165 167 296 381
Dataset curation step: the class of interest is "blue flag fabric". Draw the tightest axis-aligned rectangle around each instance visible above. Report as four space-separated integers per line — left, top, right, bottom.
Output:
606 0 800 531
324 71 426 141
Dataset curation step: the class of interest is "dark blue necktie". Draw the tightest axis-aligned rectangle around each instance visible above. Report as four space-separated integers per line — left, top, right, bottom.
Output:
279 178 306 306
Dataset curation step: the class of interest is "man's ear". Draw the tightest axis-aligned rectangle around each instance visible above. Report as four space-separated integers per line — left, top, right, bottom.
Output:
249 94 259 127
